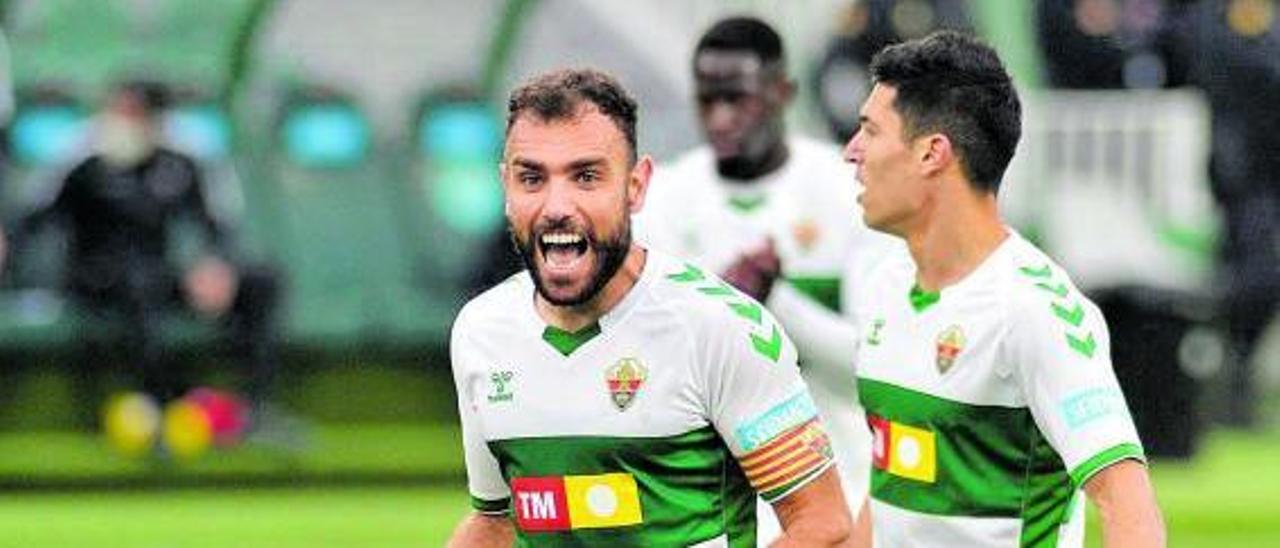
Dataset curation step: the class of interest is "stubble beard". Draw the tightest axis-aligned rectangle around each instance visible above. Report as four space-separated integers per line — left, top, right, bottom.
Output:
511 214 632 308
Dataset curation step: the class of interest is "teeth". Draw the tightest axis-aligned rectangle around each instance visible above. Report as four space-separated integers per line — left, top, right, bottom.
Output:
541 233 583 246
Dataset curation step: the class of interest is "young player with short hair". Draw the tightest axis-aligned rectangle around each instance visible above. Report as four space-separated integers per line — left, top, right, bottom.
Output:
844 31 1166 547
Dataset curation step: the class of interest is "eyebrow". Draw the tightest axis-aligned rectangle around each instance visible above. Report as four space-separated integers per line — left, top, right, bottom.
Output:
511 158 545 171
509 156 608 172
567 157 607 171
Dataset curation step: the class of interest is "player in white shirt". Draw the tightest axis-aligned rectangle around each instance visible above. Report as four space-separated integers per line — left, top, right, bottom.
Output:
637 19 895 545
842 31 1165 547
448 68 853 547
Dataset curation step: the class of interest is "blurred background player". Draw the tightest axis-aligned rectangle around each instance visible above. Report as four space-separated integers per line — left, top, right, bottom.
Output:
636 16 898 544
846 30 1164 546
0 80 282 454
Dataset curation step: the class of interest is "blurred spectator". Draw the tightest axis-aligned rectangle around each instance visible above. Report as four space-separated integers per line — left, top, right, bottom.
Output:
1037 0 1171 89
1161 0 1280 428
812 0 974 141
0 80 282 416
1033 0 1216 457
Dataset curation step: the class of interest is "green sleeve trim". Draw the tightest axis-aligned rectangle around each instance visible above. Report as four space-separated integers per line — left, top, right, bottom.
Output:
784 276 842 313
470 495 510 515
1069 442 1145 489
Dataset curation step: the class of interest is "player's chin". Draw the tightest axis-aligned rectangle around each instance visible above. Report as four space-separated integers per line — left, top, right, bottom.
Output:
535 250 599 304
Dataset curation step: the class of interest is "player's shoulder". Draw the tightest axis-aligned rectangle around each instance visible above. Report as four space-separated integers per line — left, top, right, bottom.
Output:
453 271 531 337
652 146 715 188
648 250 797 367
646 250 785 335
995 232 1092 305
647 147 716 202
991 232 1107 342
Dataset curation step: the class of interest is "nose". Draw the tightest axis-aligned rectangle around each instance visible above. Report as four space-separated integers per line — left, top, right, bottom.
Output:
843 130 864 166
704 100 737 134
541 178 577 221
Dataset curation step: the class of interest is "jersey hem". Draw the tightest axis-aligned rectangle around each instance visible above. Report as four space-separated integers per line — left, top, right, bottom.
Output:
1068 442 1145 488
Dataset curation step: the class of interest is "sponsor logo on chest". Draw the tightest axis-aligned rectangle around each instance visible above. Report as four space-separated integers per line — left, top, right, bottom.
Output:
511 473 644 532
868 414 937 483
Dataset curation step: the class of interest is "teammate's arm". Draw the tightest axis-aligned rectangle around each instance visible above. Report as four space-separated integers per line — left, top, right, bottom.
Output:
769 467 854 547
1083 460 1165 548
766 283 858 381
447 513 514 547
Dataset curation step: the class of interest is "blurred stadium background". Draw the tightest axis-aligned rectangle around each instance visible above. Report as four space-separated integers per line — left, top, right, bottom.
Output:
0 0 1277 545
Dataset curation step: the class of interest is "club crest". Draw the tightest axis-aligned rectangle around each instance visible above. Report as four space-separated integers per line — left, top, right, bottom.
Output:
935 325 966 374
791 219 821 252
605 358 647 411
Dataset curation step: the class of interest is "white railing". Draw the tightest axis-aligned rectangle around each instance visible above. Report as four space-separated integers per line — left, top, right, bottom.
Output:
1001 89 1219 293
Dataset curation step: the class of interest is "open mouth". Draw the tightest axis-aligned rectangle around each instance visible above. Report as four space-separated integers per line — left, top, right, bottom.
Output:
538 231 590 270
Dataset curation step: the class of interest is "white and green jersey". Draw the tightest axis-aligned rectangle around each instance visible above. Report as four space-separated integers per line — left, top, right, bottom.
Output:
451 250 835 547
853 231 1145 547
637 137 898 529
638 137 867 310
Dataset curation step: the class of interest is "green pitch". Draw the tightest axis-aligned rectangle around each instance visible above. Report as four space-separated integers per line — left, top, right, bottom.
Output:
0 427 1276 546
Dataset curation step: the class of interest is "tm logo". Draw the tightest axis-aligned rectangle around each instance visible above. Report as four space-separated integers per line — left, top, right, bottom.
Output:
488 370 514 403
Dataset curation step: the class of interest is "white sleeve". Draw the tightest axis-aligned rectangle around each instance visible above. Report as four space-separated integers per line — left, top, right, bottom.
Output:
695 298 836 503
1006 290 1145 489
450 317 512 514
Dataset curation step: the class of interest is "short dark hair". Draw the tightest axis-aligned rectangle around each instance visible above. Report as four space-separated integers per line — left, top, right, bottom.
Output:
694 16 785 70
870 30 1021 193
506 68 639 163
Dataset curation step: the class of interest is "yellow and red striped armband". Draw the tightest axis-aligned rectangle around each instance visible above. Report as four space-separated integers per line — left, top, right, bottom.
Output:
737 418 834 501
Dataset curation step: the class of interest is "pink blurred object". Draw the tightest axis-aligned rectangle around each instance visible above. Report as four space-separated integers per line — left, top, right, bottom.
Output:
188 387 250 447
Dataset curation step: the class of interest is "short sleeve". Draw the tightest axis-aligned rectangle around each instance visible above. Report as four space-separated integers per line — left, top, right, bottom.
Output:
450 316 512 514
1007 290 1145 489
698 298 835 502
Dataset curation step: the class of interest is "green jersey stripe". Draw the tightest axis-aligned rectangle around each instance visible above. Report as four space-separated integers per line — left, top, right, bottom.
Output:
859 378 1074 537
785 276 842 313
487 426 757 547
1068 442 1146 488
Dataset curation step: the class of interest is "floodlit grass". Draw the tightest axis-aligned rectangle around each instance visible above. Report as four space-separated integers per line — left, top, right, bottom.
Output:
0 423 464 481
0 425 1276 546
1086 429 1280 547
0 487 471 547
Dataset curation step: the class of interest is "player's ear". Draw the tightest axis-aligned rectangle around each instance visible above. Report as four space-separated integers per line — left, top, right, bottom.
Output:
918 133 952 178
627 155 653 214
767 77 796 108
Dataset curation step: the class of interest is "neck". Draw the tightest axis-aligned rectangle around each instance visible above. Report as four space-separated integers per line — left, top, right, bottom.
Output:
905 180 1008 292
536 245 648 332
720 140 789 181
